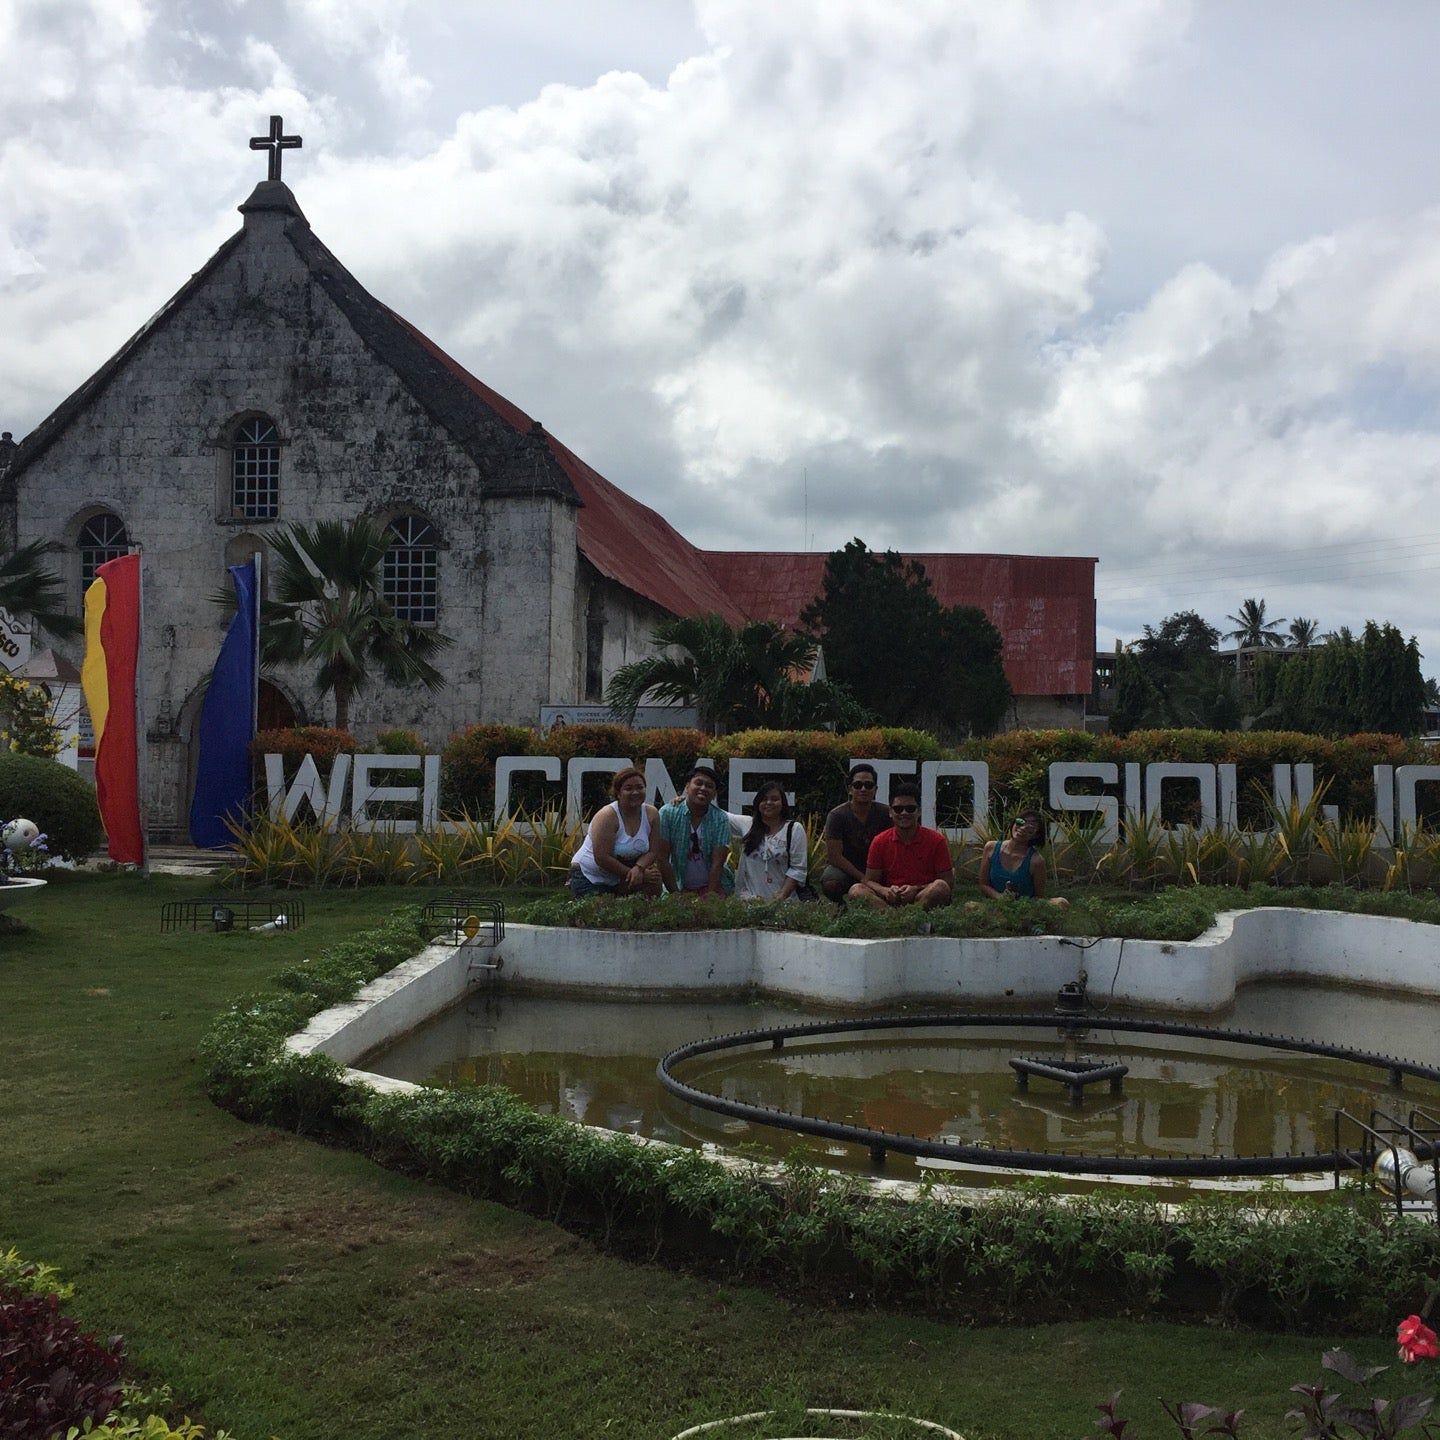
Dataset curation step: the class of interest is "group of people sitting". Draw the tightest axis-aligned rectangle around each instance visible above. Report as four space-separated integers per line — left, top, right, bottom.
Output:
568 762 1067 910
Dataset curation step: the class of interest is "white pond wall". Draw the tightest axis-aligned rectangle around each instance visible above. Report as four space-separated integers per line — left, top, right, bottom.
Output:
286 908 1440 1081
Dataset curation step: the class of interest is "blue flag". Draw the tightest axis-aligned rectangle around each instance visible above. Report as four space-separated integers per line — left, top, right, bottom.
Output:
189 559 260 848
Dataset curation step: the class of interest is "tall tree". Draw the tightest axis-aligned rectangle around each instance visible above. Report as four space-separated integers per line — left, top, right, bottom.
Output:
1109 652 1153 737
799 539 1010 736
1124 611 1239 730
1248 621 1423 736
0 541 81 640
1287 617 1320 650
1224 598 1287 649
260 518 452 732
605 614 869 733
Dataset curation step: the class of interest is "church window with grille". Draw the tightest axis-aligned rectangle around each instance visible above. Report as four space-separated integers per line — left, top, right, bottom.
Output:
78 512 130 590
231 417 281 519
382 515 439 624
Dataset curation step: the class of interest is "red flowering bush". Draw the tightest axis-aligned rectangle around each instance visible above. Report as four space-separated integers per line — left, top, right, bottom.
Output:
251 726 359 779
1398 1313 1440 1364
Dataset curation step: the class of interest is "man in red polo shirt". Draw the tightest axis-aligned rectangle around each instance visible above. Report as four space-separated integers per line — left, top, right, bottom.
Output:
849 781 953 910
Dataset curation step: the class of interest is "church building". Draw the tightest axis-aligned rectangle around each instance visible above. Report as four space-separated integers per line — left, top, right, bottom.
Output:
0 124 1095 836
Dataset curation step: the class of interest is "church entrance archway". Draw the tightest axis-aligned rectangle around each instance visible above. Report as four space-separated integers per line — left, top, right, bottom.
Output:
258 680 297 732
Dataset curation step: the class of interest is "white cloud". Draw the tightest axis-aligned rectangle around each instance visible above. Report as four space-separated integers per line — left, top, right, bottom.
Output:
6 0 1440 661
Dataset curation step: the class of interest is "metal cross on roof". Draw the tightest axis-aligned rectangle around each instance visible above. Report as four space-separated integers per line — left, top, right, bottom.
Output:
249 115 302 183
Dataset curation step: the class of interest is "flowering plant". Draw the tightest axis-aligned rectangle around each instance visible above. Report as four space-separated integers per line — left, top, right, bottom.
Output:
1399 1314 1440 1364
0 818 48 879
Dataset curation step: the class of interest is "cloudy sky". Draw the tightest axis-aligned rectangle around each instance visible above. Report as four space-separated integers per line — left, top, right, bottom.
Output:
5 0 1440 662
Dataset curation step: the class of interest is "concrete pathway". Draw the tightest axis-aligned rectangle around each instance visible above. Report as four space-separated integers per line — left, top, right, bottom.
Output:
145 844 236 878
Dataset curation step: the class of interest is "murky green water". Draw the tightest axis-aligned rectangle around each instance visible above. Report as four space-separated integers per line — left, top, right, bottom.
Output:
361 981 1440 1185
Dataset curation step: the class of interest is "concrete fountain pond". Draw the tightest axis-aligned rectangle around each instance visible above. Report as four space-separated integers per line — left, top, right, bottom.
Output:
286 908 1440 1195
0 876 47 911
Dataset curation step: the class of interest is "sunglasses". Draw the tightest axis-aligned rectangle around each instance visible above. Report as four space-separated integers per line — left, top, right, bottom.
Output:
689 831 702 857
851 779 876 790
891 804 918 815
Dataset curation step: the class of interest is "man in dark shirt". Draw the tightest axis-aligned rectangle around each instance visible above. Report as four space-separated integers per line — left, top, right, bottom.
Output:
819 763 892 901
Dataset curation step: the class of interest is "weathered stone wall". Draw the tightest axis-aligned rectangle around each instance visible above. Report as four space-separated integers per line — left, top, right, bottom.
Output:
574 560 671 703
12 204 580 834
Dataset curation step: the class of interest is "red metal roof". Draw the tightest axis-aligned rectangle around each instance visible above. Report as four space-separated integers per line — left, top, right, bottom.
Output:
390 315 1094 695
701 551 1097 696
391 313 745 623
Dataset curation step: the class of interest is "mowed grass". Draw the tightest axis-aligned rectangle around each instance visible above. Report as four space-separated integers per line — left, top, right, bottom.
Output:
0 872 1401 1440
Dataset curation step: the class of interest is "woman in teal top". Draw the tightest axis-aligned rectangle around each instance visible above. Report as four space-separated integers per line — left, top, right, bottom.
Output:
980 809 1067 907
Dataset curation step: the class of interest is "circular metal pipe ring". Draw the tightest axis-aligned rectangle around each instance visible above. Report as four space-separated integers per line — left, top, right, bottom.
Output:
657 1012 1440 1179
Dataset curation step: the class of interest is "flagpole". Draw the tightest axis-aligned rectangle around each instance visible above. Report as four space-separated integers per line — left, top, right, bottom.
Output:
136 548 149 878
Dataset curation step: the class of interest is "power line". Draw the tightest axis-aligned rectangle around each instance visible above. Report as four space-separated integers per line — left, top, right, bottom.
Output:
1100 546 1440 604
1100 530 1440 590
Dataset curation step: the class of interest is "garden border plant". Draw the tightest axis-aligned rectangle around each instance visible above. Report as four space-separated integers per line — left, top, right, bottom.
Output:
200 907 1440 1334
0 1248 234 1440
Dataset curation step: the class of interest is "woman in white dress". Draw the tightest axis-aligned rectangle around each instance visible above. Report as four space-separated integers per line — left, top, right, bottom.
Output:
568 767 662 898
734 781 809 902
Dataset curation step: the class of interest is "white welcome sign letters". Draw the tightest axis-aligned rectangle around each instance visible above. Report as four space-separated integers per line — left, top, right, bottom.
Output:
264 752 1440 846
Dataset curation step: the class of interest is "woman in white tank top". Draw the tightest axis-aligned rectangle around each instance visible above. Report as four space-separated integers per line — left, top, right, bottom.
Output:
568 767 663 897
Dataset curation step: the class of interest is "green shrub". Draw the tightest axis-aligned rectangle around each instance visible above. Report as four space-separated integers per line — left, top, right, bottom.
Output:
0 752 103 862
439 724 538 815
200 908 427 1128
370 728 426 755
721 728 850 816
0 1246 74 1301
512 888 1223 940
251 726 358 779
629 727 712 786
64 1415 230 1438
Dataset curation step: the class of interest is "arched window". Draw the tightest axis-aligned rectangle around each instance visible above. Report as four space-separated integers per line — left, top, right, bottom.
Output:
231 417 281 520
382 514 438 624
77 512 130 590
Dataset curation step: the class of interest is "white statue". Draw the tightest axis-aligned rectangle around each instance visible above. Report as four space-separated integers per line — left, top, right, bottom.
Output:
1 818 47 881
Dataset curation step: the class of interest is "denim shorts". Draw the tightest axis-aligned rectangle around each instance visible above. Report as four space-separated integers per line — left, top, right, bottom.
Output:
568 865 620 898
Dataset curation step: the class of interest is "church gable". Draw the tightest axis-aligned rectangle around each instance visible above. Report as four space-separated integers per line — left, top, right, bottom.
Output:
6 179 578 513
8 171 587 787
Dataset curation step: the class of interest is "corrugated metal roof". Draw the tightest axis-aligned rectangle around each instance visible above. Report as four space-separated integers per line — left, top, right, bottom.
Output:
391 324 1094 694
393 318 745 623
701 551 1097 696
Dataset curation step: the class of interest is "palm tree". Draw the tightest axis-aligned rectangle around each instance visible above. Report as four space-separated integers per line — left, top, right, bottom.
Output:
1224 598 1287 649
1287 617 1320 650
260 518 452 732
606 614 869 733
0 540 81 639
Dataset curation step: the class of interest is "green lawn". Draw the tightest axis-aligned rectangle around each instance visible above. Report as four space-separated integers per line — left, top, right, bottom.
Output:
0 873 1408 1440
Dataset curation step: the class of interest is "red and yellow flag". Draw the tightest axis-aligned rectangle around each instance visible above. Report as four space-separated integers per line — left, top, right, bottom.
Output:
80 553 144 865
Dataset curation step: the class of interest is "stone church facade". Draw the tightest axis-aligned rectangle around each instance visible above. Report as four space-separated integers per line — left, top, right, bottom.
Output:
1 169 1095 837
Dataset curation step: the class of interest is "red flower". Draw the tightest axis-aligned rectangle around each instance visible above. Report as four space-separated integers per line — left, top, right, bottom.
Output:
1397 1314 1440 1363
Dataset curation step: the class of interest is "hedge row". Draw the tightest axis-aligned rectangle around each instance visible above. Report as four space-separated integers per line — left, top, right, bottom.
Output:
253 724 1431 825
0 751 104 862
202 907 1440 1331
